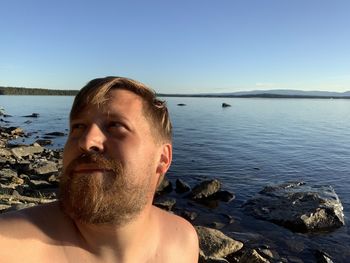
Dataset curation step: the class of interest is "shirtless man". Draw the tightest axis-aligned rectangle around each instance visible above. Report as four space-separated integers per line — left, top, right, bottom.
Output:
0 76 199 262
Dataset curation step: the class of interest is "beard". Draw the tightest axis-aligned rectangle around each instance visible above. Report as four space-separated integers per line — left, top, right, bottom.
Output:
59 152 152 226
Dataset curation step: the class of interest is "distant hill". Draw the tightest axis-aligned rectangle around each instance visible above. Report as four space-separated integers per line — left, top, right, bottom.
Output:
159 89 350 98
0 86 78 96
1 86 350 98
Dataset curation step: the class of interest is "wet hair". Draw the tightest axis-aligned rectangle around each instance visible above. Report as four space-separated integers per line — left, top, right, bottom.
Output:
70 76 172 143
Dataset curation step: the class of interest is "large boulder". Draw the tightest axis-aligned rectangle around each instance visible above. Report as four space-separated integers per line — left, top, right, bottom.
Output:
196 226 243 261
243 181 345 233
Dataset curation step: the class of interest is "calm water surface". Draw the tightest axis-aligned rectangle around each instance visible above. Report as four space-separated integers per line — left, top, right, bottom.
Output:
1 95 350 262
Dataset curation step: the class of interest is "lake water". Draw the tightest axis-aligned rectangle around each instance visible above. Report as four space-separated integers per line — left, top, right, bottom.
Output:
1 95 350 262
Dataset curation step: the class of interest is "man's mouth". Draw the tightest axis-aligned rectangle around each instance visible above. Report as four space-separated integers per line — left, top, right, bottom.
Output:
72 164 112 174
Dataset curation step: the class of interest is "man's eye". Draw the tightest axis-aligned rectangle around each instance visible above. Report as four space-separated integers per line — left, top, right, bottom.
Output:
109 122 124 129
71 123 85 130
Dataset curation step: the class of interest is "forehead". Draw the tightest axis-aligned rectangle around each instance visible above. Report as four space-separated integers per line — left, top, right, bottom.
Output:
74 89 146 119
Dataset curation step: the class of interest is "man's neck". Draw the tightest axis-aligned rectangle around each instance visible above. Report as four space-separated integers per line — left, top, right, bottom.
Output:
73 205 159 262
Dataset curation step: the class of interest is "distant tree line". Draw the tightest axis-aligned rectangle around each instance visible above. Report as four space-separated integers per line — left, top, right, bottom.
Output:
0 86 79 96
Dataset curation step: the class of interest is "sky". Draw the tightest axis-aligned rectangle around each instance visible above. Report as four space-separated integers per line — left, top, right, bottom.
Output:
0 0 350 94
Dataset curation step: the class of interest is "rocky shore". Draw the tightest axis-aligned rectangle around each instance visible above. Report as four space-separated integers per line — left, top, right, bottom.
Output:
0 124 346 263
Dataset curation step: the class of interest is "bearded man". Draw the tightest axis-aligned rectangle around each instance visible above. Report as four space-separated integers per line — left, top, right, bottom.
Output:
0 77 199 262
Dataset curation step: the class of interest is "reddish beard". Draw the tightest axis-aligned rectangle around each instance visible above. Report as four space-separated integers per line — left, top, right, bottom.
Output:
59 153 151 225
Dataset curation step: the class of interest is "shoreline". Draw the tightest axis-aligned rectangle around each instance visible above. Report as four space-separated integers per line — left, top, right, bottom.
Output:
0 123 346 262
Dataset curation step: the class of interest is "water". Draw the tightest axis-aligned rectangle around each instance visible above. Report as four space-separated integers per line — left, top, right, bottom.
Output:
1 95 350 262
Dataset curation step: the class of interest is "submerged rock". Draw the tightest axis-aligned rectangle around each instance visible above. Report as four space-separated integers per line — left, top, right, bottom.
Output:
45 132 65 136
175 178 191 193
23 113 40 118
243 181 345 233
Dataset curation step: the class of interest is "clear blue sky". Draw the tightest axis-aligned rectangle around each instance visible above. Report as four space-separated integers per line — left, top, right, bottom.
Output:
1 0 349 93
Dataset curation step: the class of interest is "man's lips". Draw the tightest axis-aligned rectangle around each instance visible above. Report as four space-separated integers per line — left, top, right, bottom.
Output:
72 164 112 174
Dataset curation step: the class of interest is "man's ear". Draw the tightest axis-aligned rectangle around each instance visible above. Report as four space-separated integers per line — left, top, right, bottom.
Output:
156 143 172 176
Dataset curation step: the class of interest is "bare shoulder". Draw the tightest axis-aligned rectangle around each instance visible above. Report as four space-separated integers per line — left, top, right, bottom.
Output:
153 206 199 262
0 201 69 245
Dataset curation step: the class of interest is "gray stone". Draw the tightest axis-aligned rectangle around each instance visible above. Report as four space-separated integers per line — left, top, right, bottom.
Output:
28 180 52 189
195 226 243 260
176 178 191 193
181 210 198 221
191 179 221 200
314 250 334 263
153 197 176 211
0 148 12 156
11 145 44 158
156 177 173 193
33 161 58 175
243 181 345 233
211 190 235 202
239 249 271 263
35 139 53 146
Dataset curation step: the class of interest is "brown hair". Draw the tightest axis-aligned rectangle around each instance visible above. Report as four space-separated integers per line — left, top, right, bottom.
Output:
70 76 172 143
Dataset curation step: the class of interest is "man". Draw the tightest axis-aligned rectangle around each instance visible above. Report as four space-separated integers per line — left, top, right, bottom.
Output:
0 76 199 262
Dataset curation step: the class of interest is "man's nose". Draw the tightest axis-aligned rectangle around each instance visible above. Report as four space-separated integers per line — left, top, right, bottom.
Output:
78 124 106 153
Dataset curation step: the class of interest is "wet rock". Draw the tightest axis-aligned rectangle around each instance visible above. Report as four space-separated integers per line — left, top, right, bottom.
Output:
195 226 243 260
23 113 40 118
35 139 53 146
33 161 58 175
156 177 173 194
222 103 231 108
243 181 345 233
45 132 65 136
190 179 221 200
238 248 271 263
153 196 176 211
210 222 226 230
314 250 334 263
176 178 191 193
211 190 235 202
180 210 198 221
3 203 36 212
11 144 44 158
177 103 186 106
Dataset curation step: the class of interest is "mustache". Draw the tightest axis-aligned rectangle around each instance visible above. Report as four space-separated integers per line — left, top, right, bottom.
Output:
64 152 123 175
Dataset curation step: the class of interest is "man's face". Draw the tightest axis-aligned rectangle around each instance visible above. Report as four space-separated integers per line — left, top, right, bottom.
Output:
60 89 164 225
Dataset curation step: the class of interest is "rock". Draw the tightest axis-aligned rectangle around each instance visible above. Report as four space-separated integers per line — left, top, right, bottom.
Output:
28 179 52 189
181 210 198 221
314 250 334 263
35 139 53 146
222 103 231 108
23 113 40 118
45 132 65 136
190 179 221 200
211 190 235 202
156 177 173 193
210 222 225 229
0 148 12 156
3 203 36 212
243 181 345 232
176 178 191 193
33 161 58 175
177 103 186 106
4 127 24 136
0 169 18 183
11 144 44 158
153 196 176 211
195 226 243 260
239 248 271 263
